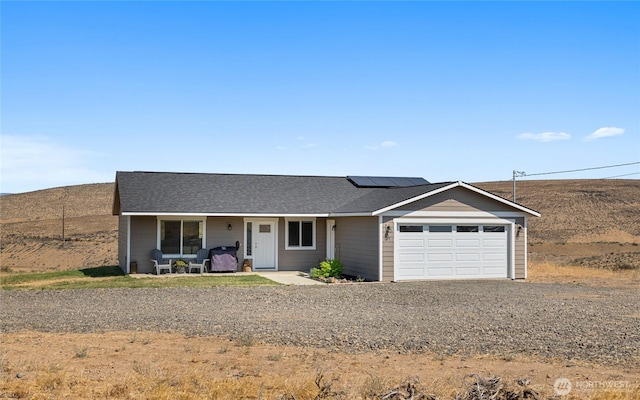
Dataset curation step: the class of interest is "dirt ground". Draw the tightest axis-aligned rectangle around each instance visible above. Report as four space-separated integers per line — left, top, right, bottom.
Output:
2 269 640 399
1 329 639 399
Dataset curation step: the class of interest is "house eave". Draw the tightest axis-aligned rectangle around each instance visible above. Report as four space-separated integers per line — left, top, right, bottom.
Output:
328 212 374 217
121 212 331 218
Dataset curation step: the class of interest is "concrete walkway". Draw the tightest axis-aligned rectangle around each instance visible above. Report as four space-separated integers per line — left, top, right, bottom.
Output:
254 271 325 285
130 270 325 285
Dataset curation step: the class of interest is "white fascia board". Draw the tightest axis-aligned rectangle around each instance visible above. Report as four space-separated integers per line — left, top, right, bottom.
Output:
123 212 329 218
392 216 514 225
371 182 460 216
382 211 533 218
328 212 374 217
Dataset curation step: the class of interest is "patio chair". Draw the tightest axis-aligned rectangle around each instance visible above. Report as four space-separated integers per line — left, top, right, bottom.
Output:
188 248 210 274
151 249 172 275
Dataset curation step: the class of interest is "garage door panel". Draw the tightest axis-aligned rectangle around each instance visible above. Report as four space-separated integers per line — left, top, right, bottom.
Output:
483 239 506 247
455 239 480 247
455 266 481 276
398 253 424 262
483 253 506 261
427 253 452 261
398 239 425 248
456 253 480 261
427 266 454 276
398 267 426 277
483 266 507 276
427 239 452 247
396 222 508 281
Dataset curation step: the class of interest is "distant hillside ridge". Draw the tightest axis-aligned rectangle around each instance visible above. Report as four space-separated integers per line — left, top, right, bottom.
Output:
1 183 115 224
476 179 640 243
2 179 638 244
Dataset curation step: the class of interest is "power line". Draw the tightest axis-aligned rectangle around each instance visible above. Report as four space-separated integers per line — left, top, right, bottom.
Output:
510 161 639 202
602 172 640 179
523 161 640 177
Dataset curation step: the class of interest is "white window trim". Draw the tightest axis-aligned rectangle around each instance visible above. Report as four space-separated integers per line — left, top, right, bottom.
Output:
285 217 316 250
156 217 207 258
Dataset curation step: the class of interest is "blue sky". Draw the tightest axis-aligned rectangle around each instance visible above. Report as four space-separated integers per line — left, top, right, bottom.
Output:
1 1 639 193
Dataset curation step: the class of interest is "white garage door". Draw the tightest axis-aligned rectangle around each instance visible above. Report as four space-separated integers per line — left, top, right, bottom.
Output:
395 223 508 280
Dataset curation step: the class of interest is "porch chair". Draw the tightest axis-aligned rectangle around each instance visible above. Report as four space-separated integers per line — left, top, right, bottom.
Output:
151 249 172 275
188 248 210 274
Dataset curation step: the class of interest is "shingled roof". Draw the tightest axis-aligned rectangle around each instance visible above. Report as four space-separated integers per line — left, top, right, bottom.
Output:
113 171 457 216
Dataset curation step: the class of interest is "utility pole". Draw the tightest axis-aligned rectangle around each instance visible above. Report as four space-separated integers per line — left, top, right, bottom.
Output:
512 170 526 202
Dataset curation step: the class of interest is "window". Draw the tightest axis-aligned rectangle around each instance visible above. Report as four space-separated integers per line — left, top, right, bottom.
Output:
429 225 452 233
159 219 204 256
483 225 505 232
259 224 271 233
457 225 479 233
246 222 252 256
286 219 315 249
399 225 424 232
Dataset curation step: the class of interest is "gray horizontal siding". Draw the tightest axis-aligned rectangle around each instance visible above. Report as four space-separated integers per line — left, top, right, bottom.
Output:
129 216 158 274
396 187 516 213
335 217 379 281
117 215 128 272
277 218 328 272
381 217 394 282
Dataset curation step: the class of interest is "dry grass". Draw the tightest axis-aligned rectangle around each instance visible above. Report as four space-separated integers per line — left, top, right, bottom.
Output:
1 331 638 400
527 262 640 286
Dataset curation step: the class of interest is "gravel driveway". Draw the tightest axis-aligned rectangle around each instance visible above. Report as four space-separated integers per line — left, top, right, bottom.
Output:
1 281 639 368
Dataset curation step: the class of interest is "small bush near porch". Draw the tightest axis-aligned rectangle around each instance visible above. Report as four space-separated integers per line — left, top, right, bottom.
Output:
310 258 344 281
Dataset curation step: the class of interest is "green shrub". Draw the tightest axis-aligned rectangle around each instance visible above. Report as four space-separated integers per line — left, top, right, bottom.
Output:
310 258 343 279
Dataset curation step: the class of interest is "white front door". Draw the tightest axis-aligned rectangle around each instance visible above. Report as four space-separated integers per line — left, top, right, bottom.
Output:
326 219 336 259
251 220 277 270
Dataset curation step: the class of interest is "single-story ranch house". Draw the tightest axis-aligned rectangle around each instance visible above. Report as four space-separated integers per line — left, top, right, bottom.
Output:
112 171 540 281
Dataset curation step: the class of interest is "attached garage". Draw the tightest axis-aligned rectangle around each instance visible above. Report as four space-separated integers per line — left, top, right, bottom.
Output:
395 222 510 280
374 182 540 282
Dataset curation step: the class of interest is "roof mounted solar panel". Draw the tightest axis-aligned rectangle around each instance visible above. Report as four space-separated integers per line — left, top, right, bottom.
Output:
348 176 429 188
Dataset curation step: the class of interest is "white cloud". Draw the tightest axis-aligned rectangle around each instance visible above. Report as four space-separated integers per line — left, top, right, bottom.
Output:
0 134 111 193
584 127 625 142
518 131 571 142
366 140 398 150
303 143 318 148
380 141 397 148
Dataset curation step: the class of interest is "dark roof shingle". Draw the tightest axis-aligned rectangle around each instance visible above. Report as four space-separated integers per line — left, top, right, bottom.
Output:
116 171 378 214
